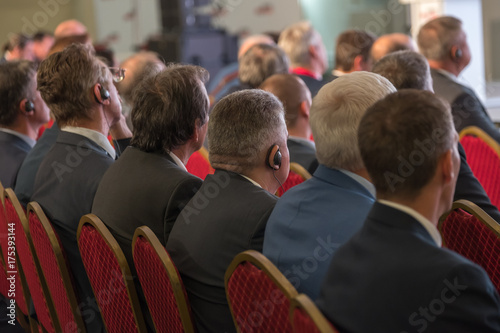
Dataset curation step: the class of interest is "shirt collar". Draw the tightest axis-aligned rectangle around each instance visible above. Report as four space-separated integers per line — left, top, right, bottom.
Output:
0 128 36 148
239 174 262 188
62 126 116 159
288 136 315 149
332 69 347 77
338 169 376 197
292 67 321 81
378 199 442 246
169 151 187 171
435 68 461 85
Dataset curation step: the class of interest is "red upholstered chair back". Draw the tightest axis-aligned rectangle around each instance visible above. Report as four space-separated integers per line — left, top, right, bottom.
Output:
459 126 500 208
27 202 87 333
438 200 500 292
225 250 298 333
132 226 195 333
277 163 312 197
186 147 215 180
0 181 8 266
4 189 60 332
77 214 147 333
290 294 338 333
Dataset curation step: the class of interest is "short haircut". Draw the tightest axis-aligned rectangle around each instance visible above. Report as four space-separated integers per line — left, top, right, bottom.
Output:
33 31 53 42
37 43 112 126
131 64 209 153
278 21 320 68
310 72 396 171
334 30 376 71
358 90 455 198
208 89 286 173
47 34 91 57
372 51 431 91
239 44 289 88
259 73 310 128
3 33 32 53
417 16 463 61
0 61 37 126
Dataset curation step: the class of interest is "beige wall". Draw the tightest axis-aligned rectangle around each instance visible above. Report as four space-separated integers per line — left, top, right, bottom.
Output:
483 0 500 82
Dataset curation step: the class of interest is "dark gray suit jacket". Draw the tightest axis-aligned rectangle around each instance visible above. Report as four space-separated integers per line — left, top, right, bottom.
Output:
317 202 500 333
297 74 335 97
0 130 32 188
287 138 318 174
166 170 278 333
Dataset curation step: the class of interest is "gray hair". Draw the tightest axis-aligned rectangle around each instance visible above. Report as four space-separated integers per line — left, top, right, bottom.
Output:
239 44 290 88
278 21 320 68
208 89 286 173
417 16 463 61
310 71 396 171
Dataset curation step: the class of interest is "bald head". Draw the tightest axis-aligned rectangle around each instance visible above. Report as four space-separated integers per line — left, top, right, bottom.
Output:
54 20 88 38
238 34 275 59
371 33 416 63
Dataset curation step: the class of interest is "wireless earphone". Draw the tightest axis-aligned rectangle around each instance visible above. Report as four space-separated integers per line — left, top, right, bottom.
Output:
454 48 462 59
266 145 282 171
94 85 110 104
24 100 34 112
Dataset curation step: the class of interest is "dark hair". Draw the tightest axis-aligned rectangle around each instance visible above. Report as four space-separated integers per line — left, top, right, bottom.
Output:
0 60 37 126
33 31 53 42
334 30 376 71
239 43 290 88
3 33 32 53
358 90 455 198
131 64 209 153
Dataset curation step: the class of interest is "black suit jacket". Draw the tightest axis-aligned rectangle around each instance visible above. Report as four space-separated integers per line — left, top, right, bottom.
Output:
166 170 278 333
431 69 500 143
317 202 500 333
287 138 318 174
0 131 32 188
297 74 336 97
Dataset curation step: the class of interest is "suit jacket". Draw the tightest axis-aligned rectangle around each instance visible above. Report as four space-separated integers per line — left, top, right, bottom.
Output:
287 138 318 174
0 131 32 188
431 69 500 143
263 165 375 300
297 74 336 97
166 170 278 333
31 131 116 333
317 202 500 333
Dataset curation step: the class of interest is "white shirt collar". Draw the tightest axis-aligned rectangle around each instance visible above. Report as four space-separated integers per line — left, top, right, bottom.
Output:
239 174 262 188
0 128 36 148
435 68 461 85
288 136 315 149
62 126 116 159
168 151 187 171
332 69 348 77
379 199 442 247
339 169 376 197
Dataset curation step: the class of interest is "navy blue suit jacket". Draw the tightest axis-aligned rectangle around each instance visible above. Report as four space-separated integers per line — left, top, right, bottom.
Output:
0 131 32 188
317 202 500 333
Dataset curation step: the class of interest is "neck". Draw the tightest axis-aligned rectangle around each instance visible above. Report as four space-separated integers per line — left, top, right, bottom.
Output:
241 167 279 194
170 145 194 165
68 107 109 137
428 60 461 77
288 125 311 140
3 117 38 140
349 168 371 183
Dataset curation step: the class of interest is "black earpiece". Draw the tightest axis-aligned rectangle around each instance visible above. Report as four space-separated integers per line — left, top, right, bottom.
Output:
25 100 34 112
454 48 462 59
266 145 282 171
94 85 110 104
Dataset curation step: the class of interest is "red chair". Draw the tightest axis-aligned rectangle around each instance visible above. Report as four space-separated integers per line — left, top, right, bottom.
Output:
438 199 500 292
77 214 147 333
0 181 8 298
459 126 500 208
290 294 338 333
4 188 60 332
27 201 87 333
225 250 298 333
186 147 215 180
132 226 195 333
277 162 312 197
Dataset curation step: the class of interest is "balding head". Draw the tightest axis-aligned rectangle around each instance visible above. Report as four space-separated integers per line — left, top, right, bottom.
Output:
238 34 275 59
371 33 416 63
54 20 88 38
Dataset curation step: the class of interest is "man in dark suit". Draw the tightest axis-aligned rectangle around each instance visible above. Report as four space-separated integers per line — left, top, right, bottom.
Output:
166 90 290 333
373 50 500 222
418 16 500 144
32 44 132 332
318 90 500 332
0 60 50 188
260 73 317 173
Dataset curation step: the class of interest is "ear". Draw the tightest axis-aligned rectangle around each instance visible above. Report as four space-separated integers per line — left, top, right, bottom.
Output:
19 99 33 116
191 118 203 142
299 100 310 119
450 45 460 62
440 149 455 184
352 55 364 71
93 84 110 105
308 44 318 60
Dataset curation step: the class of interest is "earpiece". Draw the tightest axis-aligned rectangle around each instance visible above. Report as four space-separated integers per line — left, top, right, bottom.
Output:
454 48 462 59
94 84 110 104
24 100 34 112
266 145 282 171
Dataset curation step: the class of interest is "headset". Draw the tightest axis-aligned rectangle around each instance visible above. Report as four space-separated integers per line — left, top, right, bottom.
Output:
24 100 34 112
94 85 110 104
266 144 282 170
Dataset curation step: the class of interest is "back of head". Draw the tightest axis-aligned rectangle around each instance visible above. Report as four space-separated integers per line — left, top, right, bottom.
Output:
238 34 275 59
417 16 463 61
54 20 88 38
4 33 32 53
259 73 310 129
372 50 432 91
239 43 289 88
0 60 37 126
278 21 317 68
131 64 209 153
335 29 376 72
37 43 111 126
310 71 396 171
358 90 455 199
209 89 286 173
371 33 416 64
47 34 92 57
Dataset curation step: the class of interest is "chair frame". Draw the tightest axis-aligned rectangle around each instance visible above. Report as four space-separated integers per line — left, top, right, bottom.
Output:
459 126 500 158
132 226 195 333
77 214 147 333
290 162 312 181
27 201 87 333
289 294 337 333
225 250 299 331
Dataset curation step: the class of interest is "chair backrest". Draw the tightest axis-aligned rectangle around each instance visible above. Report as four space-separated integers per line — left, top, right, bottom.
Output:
277 163 312 197
186 146 215 180
4 188 60 332
27 201 87 333
290 294 338 333
132 226 195 333
459 126 500 208
77 214 147 333
0 181 8 265
225 250 298 333
438 199 500 292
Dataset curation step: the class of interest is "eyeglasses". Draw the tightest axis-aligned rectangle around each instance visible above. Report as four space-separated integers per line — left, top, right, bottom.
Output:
109 67 126 82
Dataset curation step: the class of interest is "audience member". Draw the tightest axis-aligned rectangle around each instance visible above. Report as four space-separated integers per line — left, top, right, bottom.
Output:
167 90 289 333
260 73 317 173
32 31 54 63
370 32 416 63
47 33 92 57
0 61 50 188
333 29 376 76
279 21 332 96
263 72 395 300
317 89 500 332
418 16 500 143
1 34 34 63
54 19 88 38
31 43 131 332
